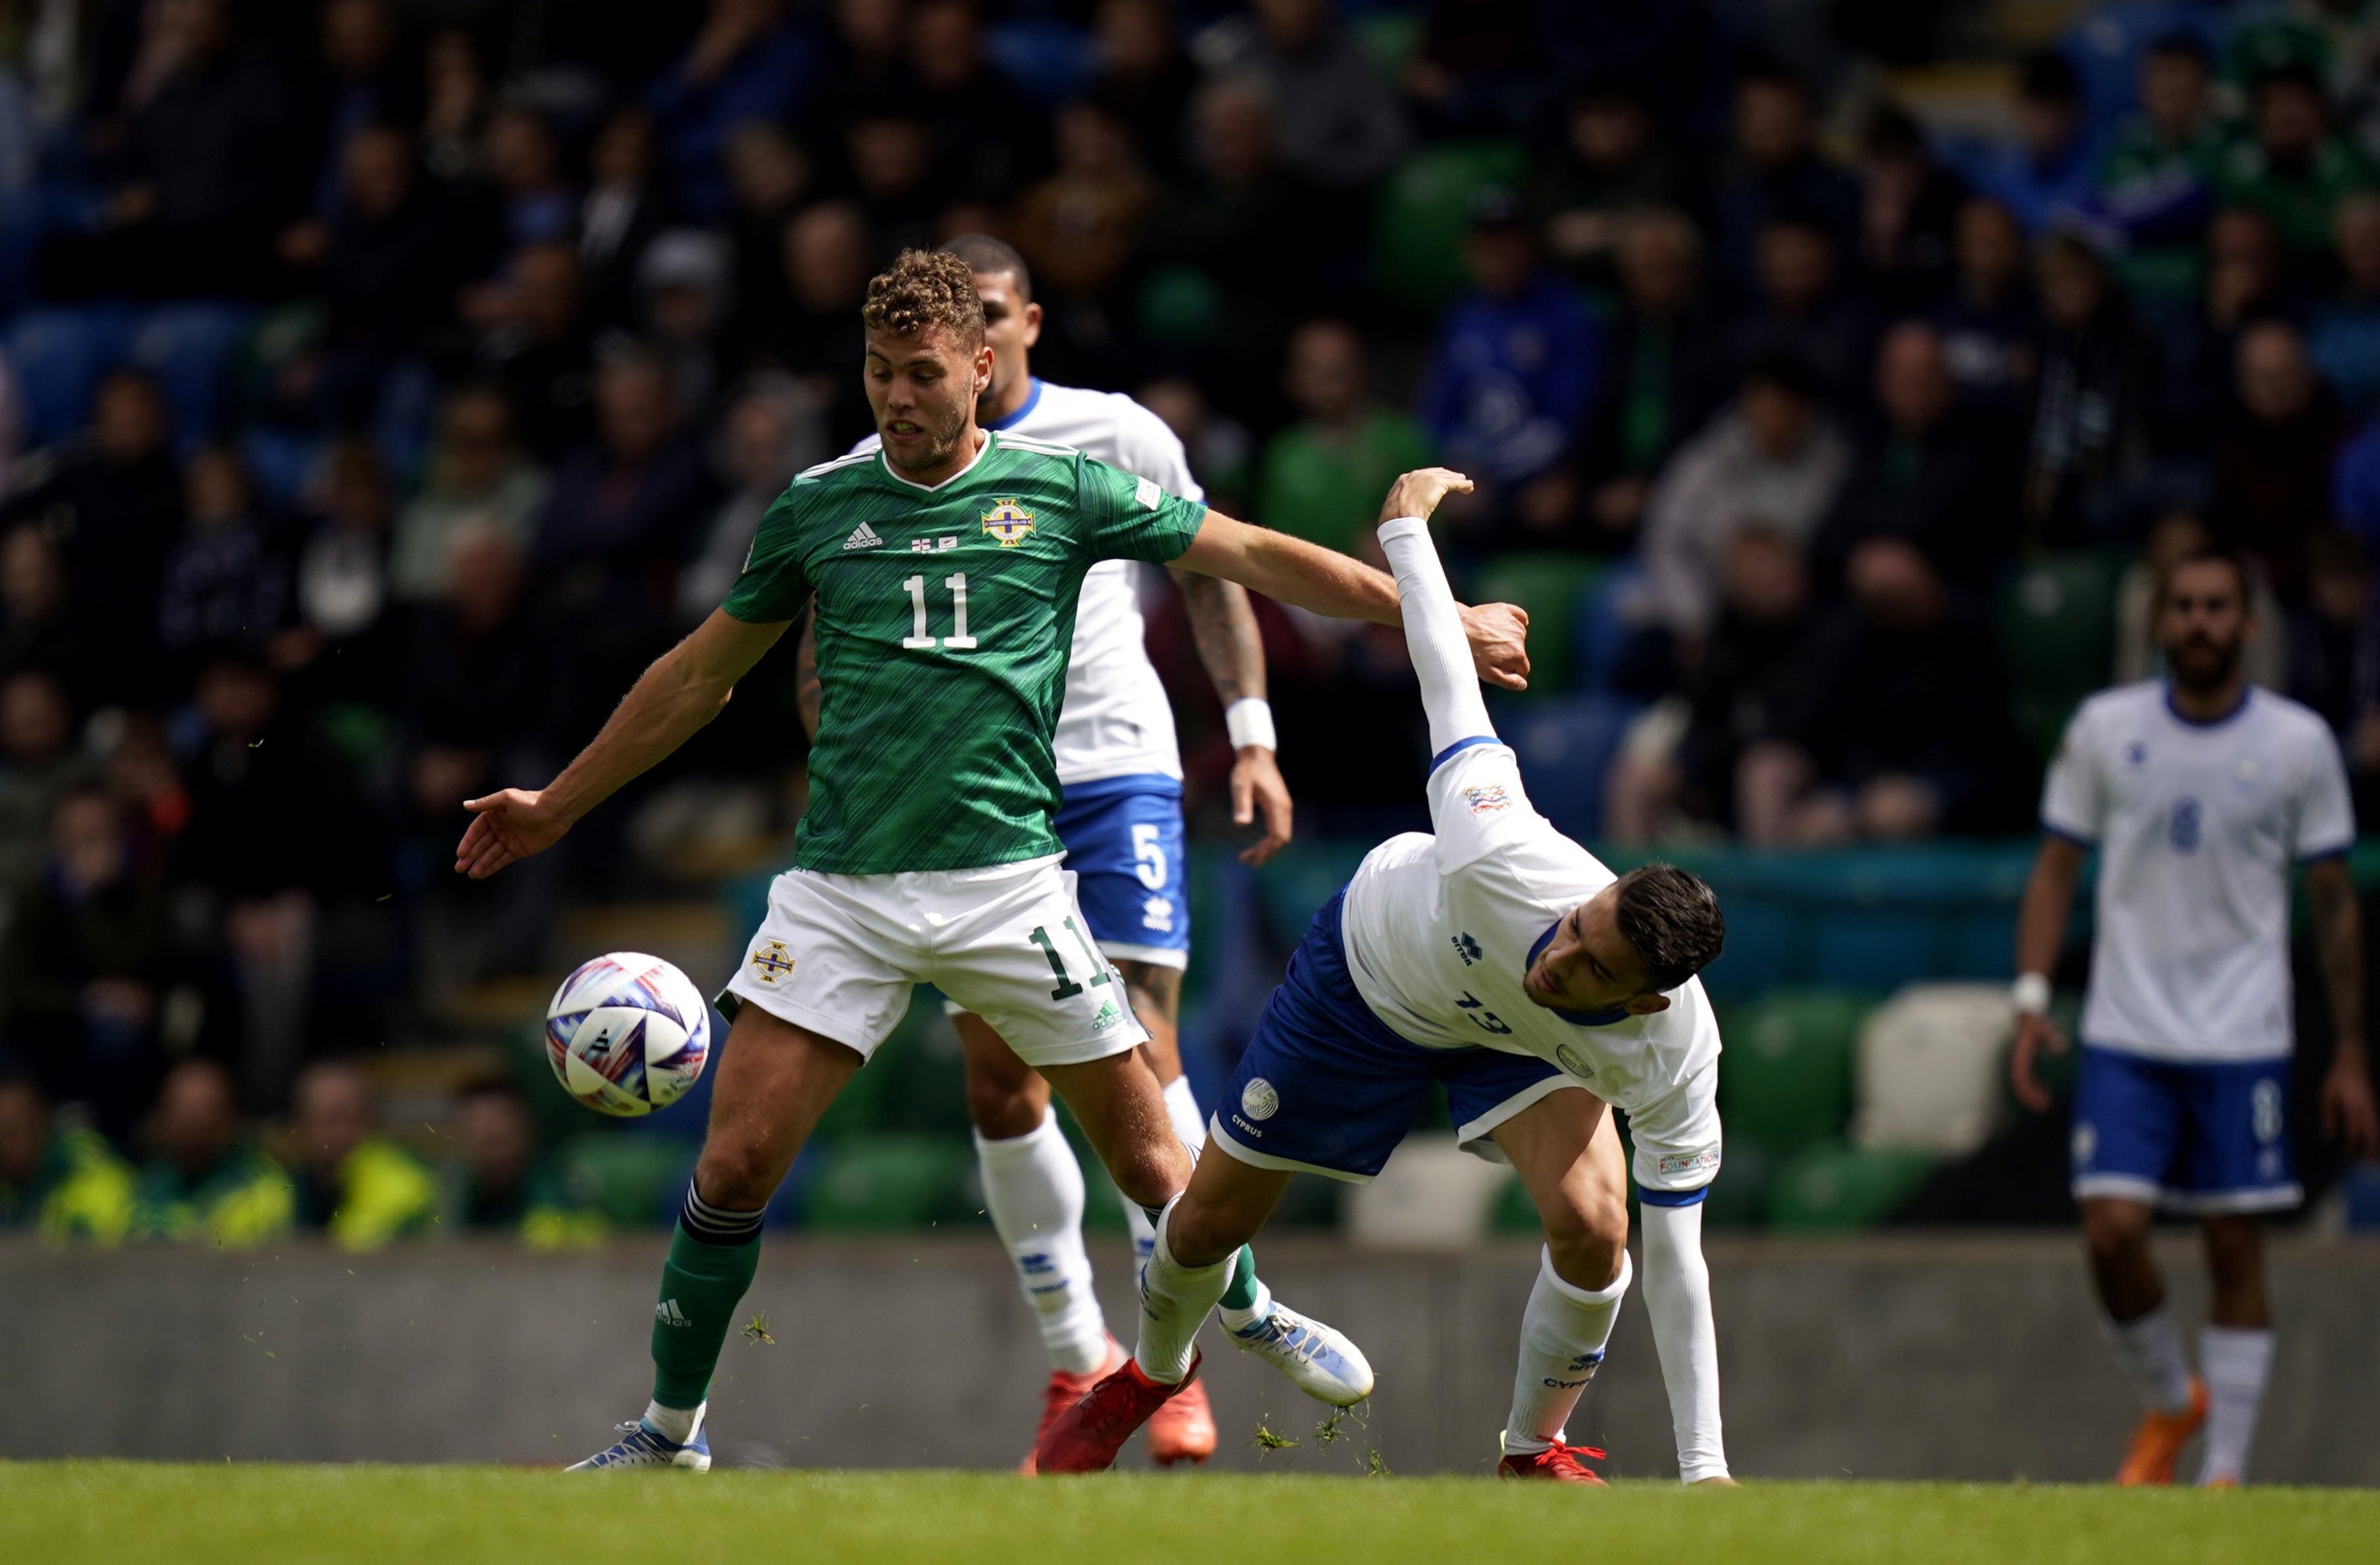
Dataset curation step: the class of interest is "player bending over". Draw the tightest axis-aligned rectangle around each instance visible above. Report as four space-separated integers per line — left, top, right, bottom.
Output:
452 251 1531 1471
1035 470 1732 1484
806 236 1321 1468
2011 544 2378 1487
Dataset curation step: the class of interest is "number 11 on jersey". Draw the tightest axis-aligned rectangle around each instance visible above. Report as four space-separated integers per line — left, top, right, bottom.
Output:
902 573 978 651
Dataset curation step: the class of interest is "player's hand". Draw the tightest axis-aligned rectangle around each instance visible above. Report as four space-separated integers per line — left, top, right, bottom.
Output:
1231 744 1293 865
1461 602 1531 690
1379 467 1474 523
2320 1044 2379 1159
454 788 570 879
2009 1009 2068 1114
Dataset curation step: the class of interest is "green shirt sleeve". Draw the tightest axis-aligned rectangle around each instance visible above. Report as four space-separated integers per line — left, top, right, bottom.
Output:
1077 452 1208 564
720 485 813 623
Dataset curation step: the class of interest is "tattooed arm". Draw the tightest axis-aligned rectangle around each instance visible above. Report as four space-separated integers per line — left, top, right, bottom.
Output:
1168 567 1292 865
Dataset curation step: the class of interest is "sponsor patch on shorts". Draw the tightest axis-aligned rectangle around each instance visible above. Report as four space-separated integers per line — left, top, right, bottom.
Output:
1657 1148 1720 1177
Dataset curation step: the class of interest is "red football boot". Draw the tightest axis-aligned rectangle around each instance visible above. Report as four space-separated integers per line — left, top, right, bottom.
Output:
1032 1353 1204 1475
1018 1337 1127 1474
1497 1440 1609 1485
1145 1376 1217 1466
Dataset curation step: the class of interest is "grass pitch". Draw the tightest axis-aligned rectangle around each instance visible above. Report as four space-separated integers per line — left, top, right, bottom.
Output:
4 1462 2373 1564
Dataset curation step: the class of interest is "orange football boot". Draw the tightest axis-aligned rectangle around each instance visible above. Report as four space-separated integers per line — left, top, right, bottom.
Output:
1033 1353 1204 1474
1145 1374 1217 1466
2115 1376 2208 1486
1017 1336 1127 1475
1498 1440 1609 1485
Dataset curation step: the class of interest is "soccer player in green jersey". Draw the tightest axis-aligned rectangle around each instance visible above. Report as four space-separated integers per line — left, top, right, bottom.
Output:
454 251 1531 1470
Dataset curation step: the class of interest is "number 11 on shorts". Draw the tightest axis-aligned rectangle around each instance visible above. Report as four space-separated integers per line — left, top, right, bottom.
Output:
1029 919 1111 1000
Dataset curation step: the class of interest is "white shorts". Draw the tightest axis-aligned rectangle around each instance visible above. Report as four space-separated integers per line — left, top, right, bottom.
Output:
721 854 1151 1069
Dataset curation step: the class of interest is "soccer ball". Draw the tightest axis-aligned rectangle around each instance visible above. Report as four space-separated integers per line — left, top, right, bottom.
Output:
545 951 712 1117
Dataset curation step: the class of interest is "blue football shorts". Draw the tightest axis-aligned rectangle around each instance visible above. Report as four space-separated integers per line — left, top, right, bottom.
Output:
2070 1045 2300 1213
1211 890 1577 1182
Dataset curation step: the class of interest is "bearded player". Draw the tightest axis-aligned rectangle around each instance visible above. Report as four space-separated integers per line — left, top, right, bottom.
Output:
1037 470 1732 1484
803 235 1313 1468
454 251 1532 1470
2012 545 2378 1487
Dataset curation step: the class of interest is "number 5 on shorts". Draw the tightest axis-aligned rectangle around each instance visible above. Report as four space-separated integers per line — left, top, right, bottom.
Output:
1029 919 1112 1001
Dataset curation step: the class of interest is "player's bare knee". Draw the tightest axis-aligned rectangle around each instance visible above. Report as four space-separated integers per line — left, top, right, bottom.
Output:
1541 1188 1629 1288
1161 1193 1246 1268
694 1139 779 1210
1105 1143 1189 1213
2081 1199 2152 1258
962 1072 1046 1140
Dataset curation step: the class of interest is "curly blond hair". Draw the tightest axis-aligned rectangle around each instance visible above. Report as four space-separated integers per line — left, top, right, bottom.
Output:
861 249 985 347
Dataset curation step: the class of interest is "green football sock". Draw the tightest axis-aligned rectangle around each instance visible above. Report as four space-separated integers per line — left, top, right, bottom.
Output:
1219 1244 1262 1311
650 1216 763 1409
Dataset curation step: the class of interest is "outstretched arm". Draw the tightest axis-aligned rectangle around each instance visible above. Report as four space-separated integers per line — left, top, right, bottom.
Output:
453 609 790 878
1639 1199 1731 1483
2010 834 2087 1112
1171 488 1530 690
1169 567 1293 864
1372 470 1495 758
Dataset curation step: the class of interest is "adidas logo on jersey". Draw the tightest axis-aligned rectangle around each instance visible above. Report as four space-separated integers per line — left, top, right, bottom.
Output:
843 522 885 551
655 1298 693 1327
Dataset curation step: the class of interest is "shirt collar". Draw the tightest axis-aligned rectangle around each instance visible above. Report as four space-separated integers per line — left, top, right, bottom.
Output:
986 377 1042 432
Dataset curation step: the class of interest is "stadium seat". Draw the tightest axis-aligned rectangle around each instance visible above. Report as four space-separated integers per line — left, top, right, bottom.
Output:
1572 563 1640 693
1372 141 1528 312
1997 552 2123 764
1505 694 1641 841
4 303 132 445
802 1134 975 1230
1851 983 2014 1158
127 302 253 449
1470 553 1602 696
1716 988 1876 1151
1762 1142 1940 1230
558 1132 700 1227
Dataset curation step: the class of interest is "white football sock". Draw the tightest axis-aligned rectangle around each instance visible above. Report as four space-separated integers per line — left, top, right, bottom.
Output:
1117 1074 1208 1266
1134 1195 1233 1385
1503 1247 1632 1456
641 1400 698 1444
2197 1326 2275 1485
976 1110 1110 1375
2101 1303 2195 1414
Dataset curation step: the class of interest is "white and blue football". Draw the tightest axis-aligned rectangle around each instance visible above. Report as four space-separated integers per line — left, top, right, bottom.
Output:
545 952 712 1117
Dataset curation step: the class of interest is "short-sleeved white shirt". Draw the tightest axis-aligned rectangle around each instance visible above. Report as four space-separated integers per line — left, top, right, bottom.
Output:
1337 741 1724 1193
854 379 1203 784
2041 682 2355 1062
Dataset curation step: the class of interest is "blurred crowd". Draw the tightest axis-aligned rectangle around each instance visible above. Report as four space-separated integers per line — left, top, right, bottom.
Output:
5 0 2380 1230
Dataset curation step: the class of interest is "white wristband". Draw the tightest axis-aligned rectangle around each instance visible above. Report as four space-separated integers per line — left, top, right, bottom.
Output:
1224 698 1276 752
2012 973 2051 1017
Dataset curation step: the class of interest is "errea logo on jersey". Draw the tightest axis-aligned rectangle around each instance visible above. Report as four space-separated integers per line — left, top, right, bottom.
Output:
981 499 1036 546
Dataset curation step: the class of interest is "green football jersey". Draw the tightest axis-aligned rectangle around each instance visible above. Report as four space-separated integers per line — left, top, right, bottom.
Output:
723 431 1208 874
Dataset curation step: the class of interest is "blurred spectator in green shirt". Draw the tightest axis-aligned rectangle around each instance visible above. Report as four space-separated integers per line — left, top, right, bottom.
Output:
440 1076 602 1250
0 1071 134 1244
1256 320 1433 557
132 1058 293 1248
2091 33 2241 306
2214 62 2377 258
289 1059 437 1251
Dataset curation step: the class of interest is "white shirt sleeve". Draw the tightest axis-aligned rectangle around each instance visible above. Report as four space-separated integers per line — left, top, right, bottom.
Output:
2295 721 2356 859
1378 514 1494 761
1113 397 1204 503
2039 700 2106 844
1638 1200 1728 1482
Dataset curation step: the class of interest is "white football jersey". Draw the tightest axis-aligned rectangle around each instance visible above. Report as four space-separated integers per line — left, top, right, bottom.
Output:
854 378 1202 784
2041 681 2355 1062
1338 741 1724 1193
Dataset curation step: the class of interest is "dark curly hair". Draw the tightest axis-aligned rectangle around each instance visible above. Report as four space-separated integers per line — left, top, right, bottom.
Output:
1611 863 1725 992
862 248 985 348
